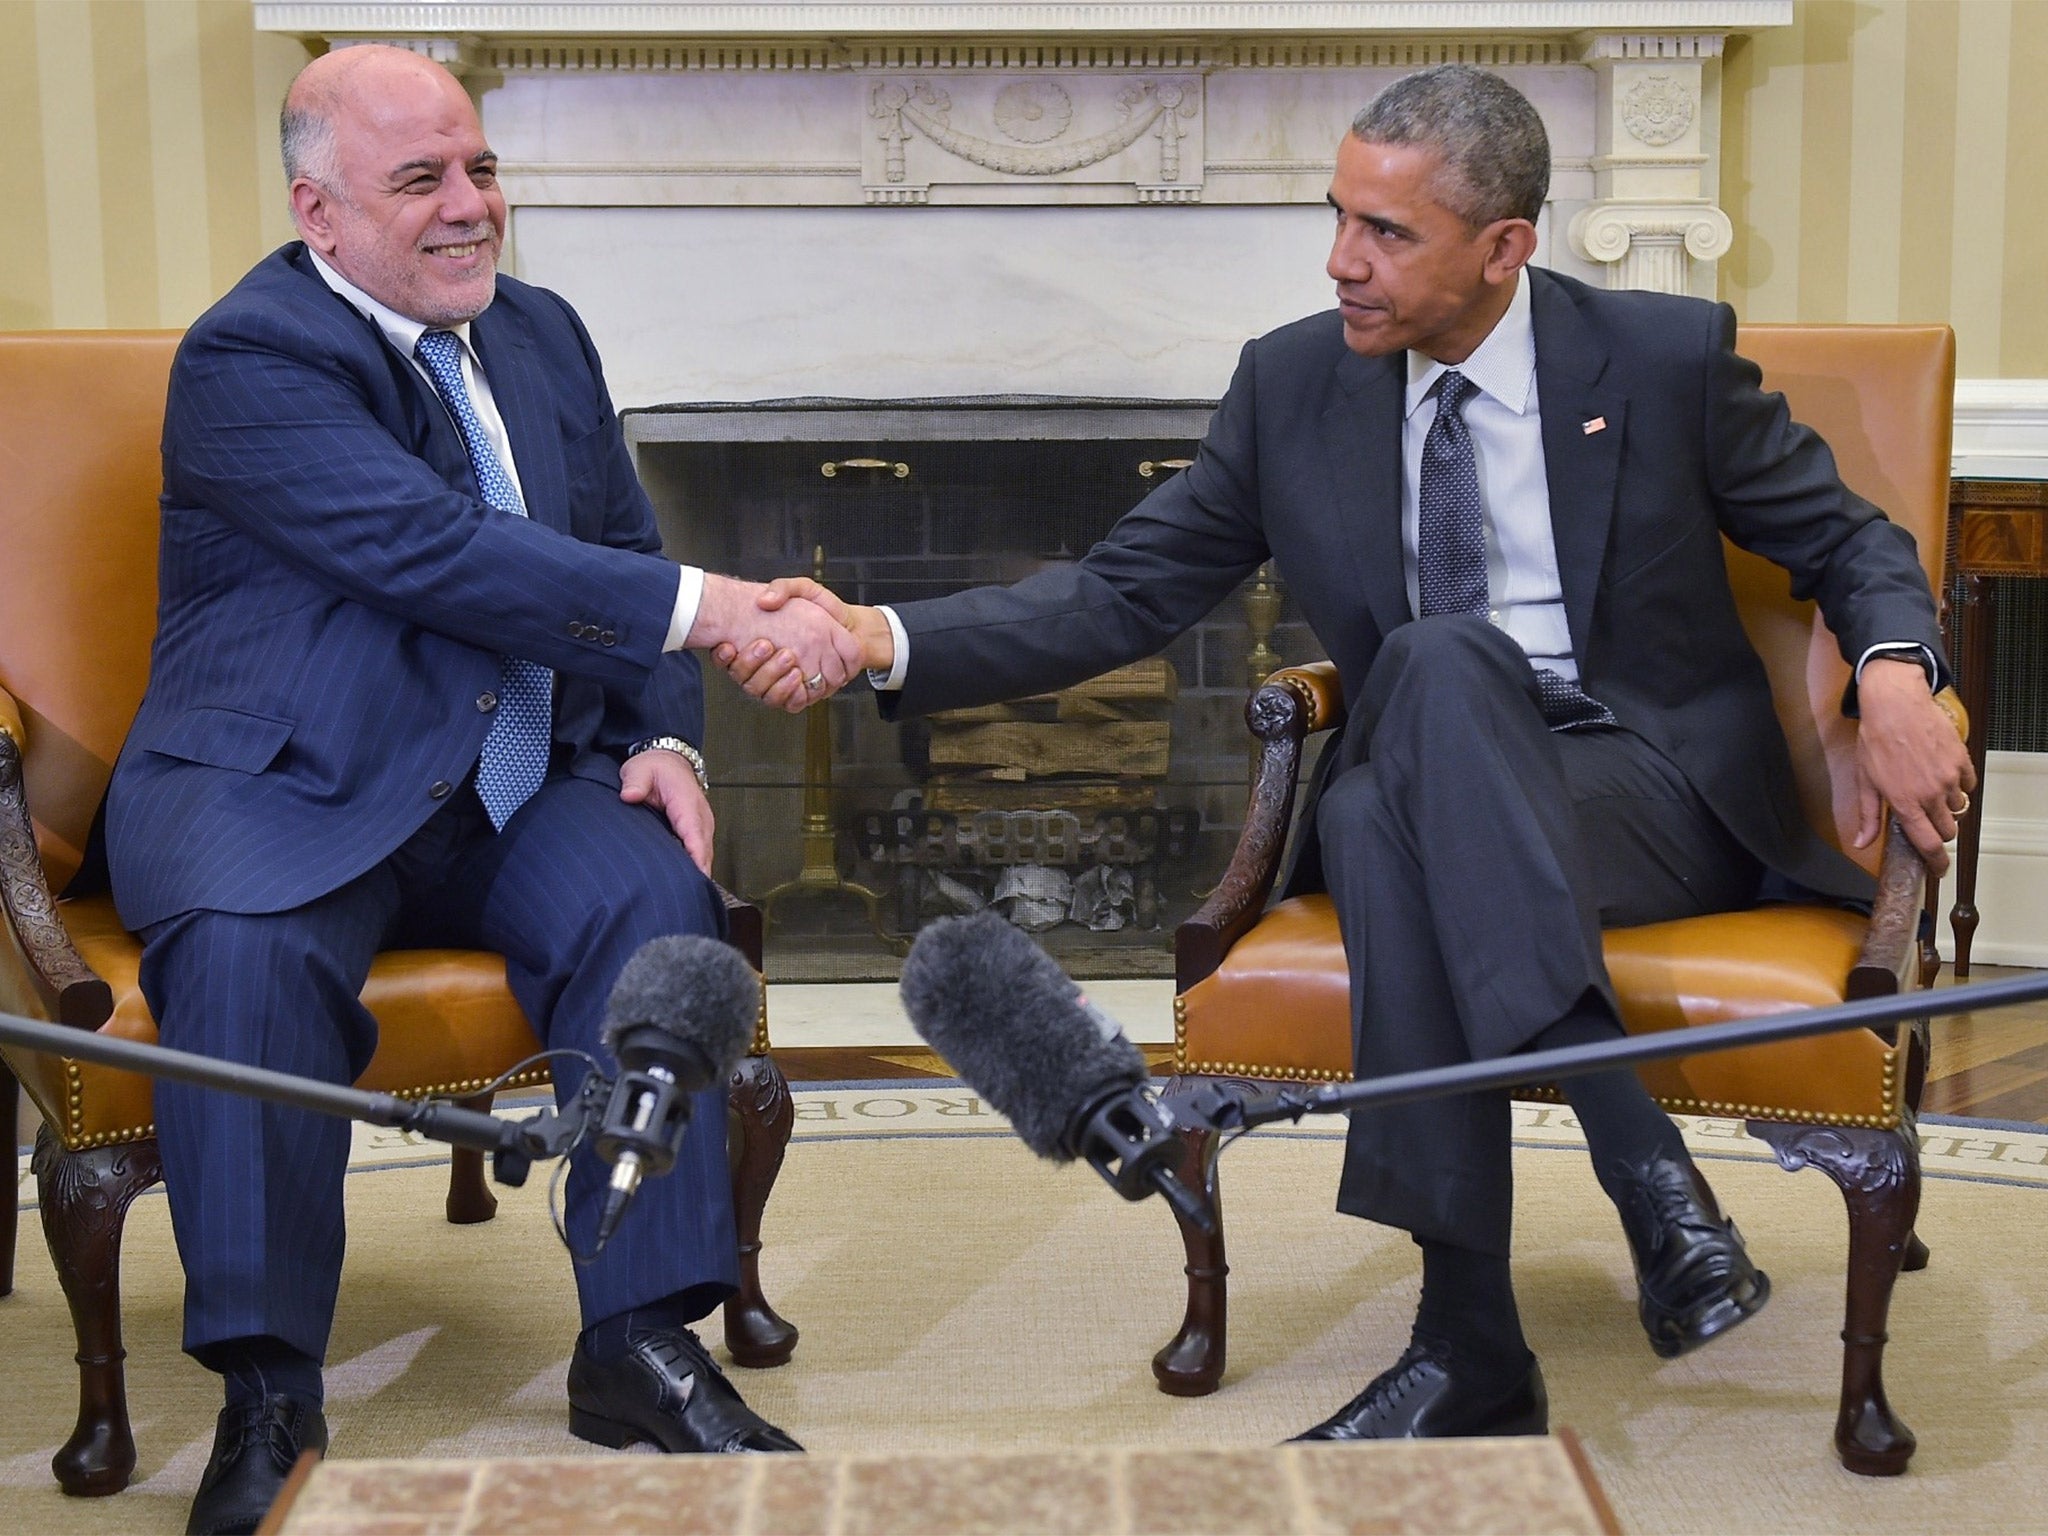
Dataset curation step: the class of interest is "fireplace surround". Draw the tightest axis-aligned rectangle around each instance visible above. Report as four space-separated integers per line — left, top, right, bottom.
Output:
257 0 1795 972
624 396 1318 976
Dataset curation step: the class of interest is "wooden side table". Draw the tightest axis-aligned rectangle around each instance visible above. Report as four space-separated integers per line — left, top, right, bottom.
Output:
1944 475 2048 975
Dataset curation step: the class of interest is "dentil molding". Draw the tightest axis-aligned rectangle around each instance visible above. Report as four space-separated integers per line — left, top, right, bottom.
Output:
254 3 1794 42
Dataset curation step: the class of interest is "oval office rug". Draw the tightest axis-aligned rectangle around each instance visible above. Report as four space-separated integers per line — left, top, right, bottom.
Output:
10 1092 2048 1534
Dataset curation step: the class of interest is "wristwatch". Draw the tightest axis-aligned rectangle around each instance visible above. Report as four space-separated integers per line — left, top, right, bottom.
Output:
626 735 709 791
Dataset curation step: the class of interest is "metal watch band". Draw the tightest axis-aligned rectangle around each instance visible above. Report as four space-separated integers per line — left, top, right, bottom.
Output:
626 735 709 791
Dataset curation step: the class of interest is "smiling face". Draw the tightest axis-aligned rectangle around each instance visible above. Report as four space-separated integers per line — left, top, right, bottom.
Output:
288 51 506 326
1324 133 1533 364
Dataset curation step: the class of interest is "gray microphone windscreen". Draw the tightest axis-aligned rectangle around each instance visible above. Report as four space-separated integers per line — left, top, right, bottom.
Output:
601 934 759 1086
899 910 1147 1159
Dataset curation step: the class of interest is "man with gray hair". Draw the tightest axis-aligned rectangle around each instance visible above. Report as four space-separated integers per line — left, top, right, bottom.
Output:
111 44 834 1534
728 63 1970 1440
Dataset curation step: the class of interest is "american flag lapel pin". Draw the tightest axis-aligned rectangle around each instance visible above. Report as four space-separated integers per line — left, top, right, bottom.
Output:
1582 416 1607 435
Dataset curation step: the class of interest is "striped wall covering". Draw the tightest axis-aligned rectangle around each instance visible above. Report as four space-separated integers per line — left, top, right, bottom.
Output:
1721 0 2048 380
0 1 2041 374
0 0 307 332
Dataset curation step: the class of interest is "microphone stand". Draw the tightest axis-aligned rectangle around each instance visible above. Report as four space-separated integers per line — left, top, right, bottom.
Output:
0 1007 593 1188
1173 969 2048 1135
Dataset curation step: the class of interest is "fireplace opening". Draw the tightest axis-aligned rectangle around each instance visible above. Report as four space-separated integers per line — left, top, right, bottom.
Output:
625 398 1323 981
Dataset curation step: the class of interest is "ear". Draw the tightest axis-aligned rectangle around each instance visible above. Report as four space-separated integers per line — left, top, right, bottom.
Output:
1483 219 1539 284
290 177 340 255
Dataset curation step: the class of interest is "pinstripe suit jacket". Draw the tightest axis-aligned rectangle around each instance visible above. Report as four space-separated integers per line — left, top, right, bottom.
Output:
107 244 700 930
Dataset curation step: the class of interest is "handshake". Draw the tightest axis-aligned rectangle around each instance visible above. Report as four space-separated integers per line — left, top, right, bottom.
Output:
691 573 895 714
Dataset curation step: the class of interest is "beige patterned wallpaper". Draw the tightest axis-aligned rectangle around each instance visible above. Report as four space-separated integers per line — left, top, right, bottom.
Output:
1722 0 2048 378
1 0 2043 378
0 1 306 332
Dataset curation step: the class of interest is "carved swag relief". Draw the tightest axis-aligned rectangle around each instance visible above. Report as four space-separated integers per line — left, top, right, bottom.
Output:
866 76 1202 202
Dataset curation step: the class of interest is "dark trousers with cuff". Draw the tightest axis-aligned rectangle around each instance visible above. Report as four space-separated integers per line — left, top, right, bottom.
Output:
1319 616 1760 1257
139 775 736 1365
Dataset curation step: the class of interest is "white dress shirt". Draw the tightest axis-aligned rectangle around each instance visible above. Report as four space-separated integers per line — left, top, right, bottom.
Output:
1401 276 1581 678
308 252 703 650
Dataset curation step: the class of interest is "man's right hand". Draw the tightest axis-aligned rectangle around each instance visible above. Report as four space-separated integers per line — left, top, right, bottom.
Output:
712 578 894 711
687 573 867 715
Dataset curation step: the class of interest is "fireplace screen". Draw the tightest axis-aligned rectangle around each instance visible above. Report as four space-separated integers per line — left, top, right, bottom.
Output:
624 399 1322 980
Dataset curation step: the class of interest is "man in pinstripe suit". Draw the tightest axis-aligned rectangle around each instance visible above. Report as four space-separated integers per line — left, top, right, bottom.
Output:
105 46 836 1535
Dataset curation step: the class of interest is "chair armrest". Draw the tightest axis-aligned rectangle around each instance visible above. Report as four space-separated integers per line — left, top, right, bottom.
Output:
0 720 114 1028
1845 684 1967 1000
1848 820 1926 1001
1175 663 1346 992
718 883 763 974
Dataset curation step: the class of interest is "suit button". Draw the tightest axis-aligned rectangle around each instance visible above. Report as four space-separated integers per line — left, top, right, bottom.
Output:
568 621 587 639
477 692 498 712
430 781 453 799
599 630 617 647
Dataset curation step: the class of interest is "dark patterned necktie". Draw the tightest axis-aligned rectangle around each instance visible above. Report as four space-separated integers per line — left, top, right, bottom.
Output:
415 329 555 828
1415 369 1615 732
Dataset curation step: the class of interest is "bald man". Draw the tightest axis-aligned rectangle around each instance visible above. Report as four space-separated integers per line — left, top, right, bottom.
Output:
108 47 821 1534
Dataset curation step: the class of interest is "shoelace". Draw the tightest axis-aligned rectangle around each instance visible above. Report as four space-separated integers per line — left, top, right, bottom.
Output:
1628 1170 1741 1299
214 1402 307 1475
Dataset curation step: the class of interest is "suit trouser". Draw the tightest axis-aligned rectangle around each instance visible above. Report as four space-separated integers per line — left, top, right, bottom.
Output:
139 775 736 1363
1319 617 1760 1257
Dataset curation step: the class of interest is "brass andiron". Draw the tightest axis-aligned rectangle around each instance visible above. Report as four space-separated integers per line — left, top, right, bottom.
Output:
1243 560 1284 785
1243 560 1283 690
758 544 899 952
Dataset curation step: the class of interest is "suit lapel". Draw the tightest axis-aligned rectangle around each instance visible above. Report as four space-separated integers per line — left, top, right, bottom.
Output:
470 306 570 534
1323 347 1414 641
1531 271 1627 665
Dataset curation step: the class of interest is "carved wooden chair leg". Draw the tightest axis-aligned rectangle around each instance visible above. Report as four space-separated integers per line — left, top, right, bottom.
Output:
2 1058 17 1297
1901 1231 1931 1272
722 1053 798 1368
445 1091 499 1226
1751 1120 1920 1476
1153 1121 1227 1397
31 1127 163 1496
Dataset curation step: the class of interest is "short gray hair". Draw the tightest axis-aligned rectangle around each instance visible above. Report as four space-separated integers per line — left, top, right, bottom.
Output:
1350 64 1549 228
280 100 341 188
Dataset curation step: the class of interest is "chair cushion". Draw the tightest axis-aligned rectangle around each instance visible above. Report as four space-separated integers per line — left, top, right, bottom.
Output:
1176 894 1908 1128
21 895 548 1151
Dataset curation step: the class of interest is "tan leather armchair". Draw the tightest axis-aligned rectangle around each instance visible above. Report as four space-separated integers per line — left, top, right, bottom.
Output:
1160 325 1961 1477
0 332 798 1497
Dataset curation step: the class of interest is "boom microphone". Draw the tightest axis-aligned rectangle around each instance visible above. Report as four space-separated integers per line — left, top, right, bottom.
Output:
592 934 760 1246
899 911 1211 1231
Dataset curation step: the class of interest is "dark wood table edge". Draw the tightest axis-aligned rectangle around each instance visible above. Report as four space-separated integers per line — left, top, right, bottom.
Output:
256 1448 324 1536
1555 1427 1625 1536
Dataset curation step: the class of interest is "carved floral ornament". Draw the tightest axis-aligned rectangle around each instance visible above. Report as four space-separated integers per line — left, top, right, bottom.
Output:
1621 73 1695 147
868 76 1200 185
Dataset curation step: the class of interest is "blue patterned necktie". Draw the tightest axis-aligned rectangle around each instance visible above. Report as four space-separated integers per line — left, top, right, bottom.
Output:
414 329 555 828
1415 369 1615 732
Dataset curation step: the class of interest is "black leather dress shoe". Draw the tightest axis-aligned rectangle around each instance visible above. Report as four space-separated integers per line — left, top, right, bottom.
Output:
186 1395 327 1536
1613 1152 1771 1357
1291 1343 1548 1441
567 1324 802 1453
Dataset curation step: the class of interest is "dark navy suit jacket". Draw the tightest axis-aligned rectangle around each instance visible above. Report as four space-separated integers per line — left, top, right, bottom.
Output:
108 244 701 930
882 268 1950 905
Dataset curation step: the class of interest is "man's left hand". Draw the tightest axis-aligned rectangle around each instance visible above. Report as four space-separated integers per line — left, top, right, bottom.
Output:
620 749 714 874
1853 656 1975 874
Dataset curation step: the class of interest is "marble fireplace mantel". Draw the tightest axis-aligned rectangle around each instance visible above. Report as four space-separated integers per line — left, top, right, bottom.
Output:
256 1 1790 405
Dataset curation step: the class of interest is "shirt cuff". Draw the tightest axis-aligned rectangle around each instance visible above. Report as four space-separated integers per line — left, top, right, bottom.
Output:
1854 641 1938 688
870 605 910 691
665 566 706 652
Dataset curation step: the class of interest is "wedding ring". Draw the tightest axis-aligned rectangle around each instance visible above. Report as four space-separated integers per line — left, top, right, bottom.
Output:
1953 790 1971 816
804 673 826 692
